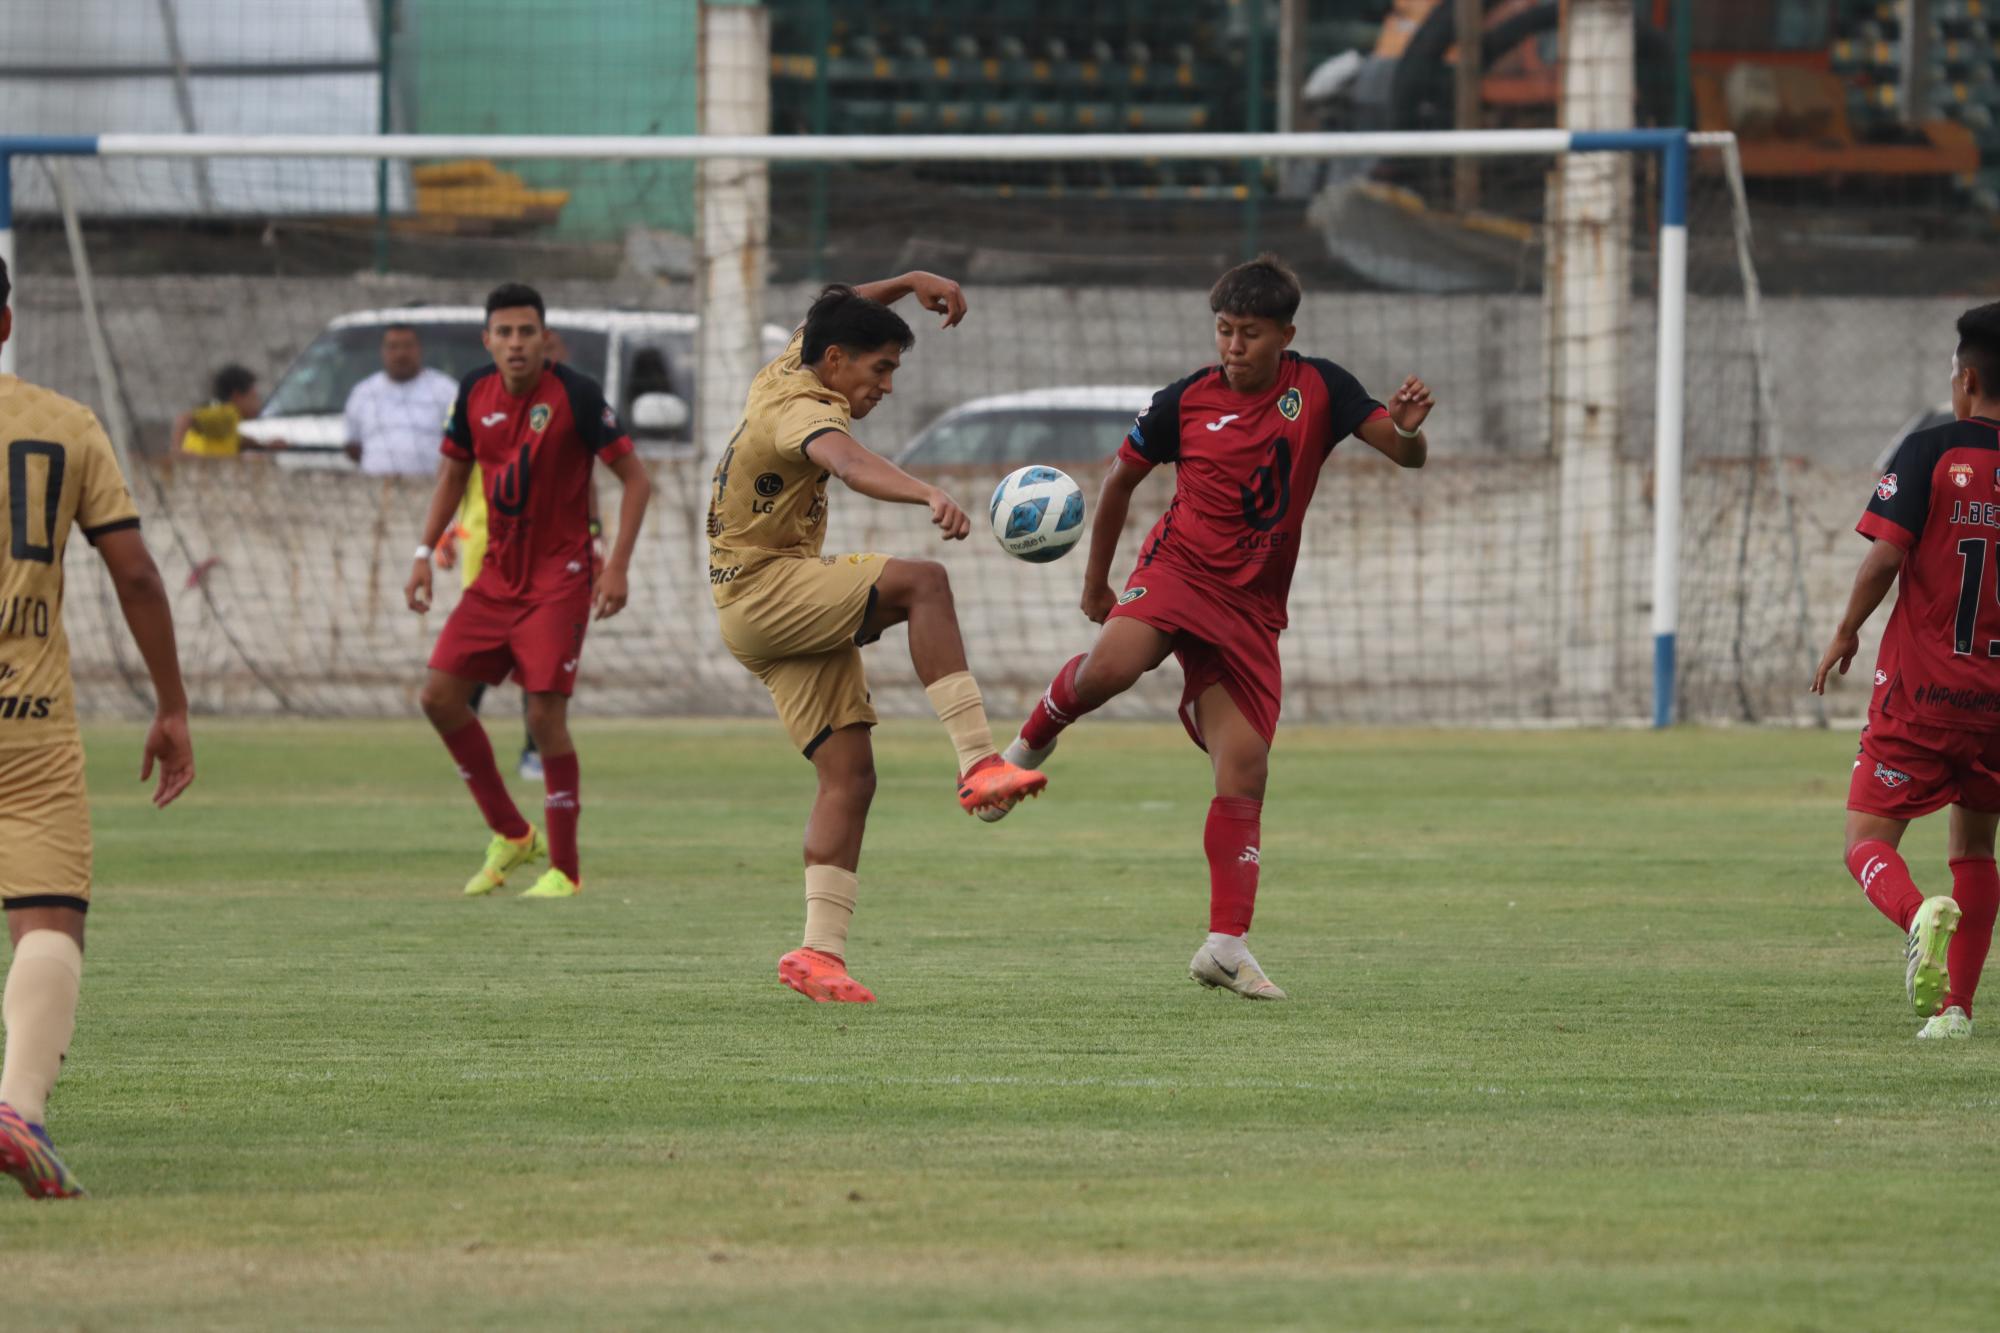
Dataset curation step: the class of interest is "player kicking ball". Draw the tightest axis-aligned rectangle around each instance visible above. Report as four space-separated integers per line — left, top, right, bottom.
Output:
707 273 1046 1004
999 254 1433 1000
406 283 652 899
1813 301 2000 1040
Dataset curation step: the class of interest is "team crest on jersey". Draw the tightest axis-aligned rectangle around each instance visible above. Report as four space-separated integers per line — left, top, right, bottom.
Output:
1952 463 1974 488
1118 586 1147 604
1875 669 1889 687
1874 762 1911 789
1877 473 1899 501
1277 387 1302 422
528 403 552 434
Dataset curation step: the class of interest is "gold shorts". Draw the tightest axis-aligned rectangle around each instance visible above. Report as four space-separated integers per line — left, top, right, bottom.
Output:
718 553 890 756
0 741 93 910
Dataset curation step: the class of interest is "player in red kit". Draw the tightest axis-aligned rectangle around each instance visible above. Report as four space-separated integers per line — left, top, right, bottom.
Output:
403 283 653 899
998 255 1434 998
1813 301 2000 1039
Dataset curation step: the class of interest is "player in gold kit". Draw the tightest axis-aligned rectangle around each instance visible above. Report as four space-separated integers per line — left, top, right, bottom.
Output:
0 257 195 1198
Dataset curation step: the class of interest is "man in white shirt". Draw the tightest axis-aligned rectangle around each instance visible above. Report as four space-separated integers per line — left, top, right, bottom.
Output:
343 324 459 475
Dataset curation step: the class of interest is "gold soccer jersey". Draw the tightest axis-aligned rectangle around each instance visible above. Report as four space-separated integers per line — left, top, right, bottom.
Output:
0 376 139 751
706 331 853 606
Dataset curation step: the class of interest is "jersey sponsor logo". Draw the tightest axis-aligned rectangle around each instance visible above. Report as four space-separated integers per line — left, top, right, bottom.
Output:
1277 388 1302 421
754 472 785 498
0 694 55 720
480 411 508 427
490 449 532 517
1118 586 1147 604
1952 463 1975 488
1204 413 1241 432
710 564 742 585
528 404 552 434
1874 762 1912 789
1878 473 1899 501
1238 436 1294 533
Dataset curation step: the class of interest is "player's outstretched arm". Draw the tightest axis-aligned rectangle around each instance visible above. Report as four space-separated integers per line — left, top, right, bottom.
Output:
1080 456 1153 623
847 271 967 328
94 529 195 808
1812 538 1905 695
1354 375 1435 468
592 451 652 621
808 432 969 539
406 456 474 612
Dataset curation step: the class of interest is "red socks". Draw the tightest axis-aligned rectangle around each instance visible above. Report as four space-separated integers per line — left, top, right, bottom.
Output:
441 721 530 840
1205 797 1263 935
1021 654 1092 752
1848 839 1926 932
1945 856 1999 1017
543 751 581 881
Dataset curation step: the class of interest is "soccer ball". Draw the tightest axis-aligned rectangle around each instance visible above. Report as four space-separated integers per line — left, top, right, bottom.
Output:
990 465 1085 563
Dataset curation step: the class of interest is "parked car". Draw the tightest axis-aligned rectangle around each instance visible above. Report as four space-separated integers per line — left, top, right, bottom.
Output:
243 307 790 465
892 387 1153 469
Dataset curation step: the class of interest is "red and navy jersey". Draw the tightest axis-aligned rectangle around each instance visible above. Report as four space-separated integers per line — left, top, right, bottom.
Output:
1118 352 1386 629
1859 416 2000 730
442 362 633 601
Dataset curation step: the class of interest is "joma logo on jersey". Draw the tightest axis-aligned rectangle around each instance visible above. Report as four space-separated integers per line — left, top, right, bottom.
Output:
1874 762 1912 789
528 403 552 434
1277 388 1302 421
0 695 54 720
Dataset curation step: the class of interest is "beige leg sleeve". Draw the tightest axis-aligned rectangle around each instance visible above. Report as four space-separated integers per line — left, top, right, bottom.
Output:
924 670 999 775
0 931 84 1125
802 864 860 959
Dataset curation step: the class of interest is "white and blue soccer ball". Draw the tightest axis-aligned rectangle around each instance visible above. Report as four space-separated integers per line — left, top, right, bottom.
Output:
990 465 1085 563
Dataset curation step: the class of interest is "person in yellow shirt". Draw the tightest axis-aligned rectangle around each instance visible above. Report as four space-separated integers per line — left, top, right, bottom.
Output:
0 255 196 1198
172 365 288 458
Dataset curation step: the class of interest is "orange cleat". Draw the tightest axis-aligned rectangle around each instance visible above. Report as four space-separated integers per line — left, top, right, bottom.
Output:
778 947 877 1003
956 754 1047 819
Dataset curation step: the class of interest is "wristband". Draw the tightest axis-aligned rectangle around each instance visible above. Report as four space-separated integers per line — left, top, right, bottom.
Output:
1393 422 1421 440
413 544 433 562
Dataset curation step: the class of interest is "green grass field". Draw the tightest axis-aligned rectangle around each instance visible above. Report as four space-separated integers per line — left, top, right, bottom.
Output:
5 718 1996 1330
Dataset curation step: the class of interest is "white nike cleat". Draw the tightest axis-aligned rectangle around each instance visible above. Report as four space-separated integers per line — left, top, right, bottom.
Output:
976 735 1058 823
1917 1006 1973 1040
1189 936 1288 1000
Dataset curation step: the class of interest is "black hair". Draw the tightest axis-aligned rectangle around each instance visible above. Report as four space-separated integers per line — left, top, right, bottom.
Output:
211 363 256 401
1957 301 2000 398
0 253 9 311
484 282 546 326
383 321 420 338
801 284 914 365
1209 253 1302 325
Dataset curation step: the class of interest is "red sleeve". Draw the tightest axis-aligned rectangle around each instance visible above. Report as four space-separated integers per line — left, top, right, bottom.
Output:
596 434 635 464
1857 509 1916 550
1116 436 1157 470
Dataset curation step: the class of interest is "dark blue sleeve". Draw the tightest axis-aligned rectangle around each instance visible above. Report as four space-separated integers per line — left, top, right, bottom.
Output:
1859 432 1937 549
1121 371 1204 466
442 371 478 459
558 366 634 458
1305 357 1386 447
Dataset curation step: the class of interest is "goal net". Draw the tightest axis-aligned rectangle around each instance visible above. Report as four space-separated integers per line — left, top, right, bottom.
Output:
6 133 1819 728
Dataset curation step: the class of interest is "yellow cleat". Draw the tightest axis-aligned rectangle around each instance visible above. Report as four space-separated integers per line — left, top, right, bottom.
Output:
519 867 581 899
463 827 545 897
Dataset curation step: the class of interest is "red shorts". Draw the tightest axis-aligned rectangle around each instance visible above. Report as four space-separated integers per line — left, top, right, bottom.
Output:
429 584 589 696
1108 567 1280 751
1848 708 2000 820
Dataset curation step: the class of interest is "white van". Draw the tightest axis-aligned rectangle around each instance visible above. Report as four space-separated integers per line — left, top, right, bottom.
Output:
242 306 790 465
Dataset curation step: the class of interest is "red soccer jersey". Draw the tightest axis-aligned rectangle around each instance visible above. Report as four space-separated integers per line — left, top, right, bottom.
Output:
1858 416 2000 730
442 362 633 602
1118 352 1387 629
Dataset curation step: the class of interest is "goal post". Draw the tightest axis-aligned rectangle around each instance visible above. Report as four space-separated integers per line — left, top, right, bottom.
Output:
0 129 1762 729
